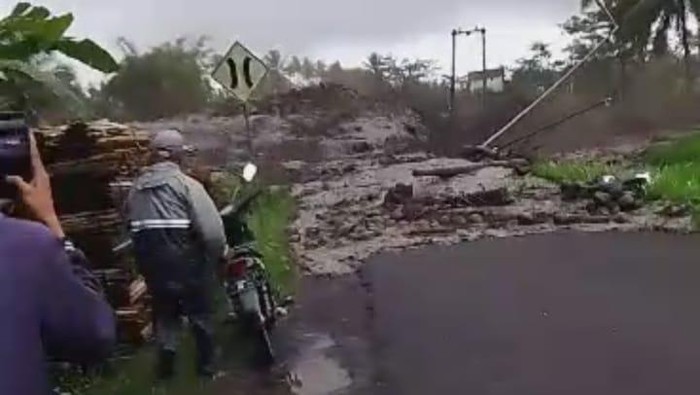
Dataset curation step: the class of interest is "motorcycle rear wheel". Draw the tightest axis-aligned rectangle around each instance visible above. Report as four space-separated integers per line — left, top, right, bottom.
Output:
239 312 275 366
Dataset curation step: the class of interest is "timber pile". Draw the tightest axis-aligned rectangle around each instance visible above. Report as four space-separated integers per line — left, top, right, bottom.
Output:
37 120 153 344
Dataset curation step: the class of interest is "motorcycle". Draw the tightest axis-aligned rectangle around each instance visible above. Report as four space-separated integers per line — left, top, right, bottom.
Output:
220 163 279 365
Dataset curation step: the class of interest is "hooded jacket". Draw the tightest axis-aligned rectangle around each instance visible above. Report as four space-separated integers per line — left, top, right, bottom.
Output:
125 161 226 293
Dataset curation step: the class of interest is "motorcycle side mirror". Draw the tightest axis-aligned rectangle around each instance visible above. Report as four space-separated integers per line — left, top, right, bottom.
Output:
242 163 258 183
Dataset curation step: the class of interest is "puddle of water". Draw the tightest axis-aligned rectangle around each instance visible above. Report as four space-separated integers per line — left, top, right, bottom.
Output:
287 333 352 395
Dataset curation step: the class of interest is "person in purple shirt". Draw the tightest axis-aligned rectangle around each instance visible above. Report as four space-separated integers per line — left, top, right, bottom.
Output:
0 133 116 395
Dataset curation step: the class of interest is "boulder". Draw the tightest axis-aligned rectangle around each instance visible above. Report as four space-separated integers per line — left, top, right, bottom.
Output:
593 191 612 206
517 212 537 226
467 213 485 224
618 192 638 211
384 183 414 206
465 187 513 207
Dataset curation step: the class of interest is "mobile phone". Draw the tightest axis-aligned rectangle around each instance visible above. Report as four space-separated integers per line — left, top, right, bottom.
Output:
0 112 32 200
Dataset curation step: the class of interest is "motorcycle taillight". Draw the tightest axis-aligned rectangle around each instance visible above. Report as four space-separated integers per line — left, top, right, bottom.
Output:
226 259 247 278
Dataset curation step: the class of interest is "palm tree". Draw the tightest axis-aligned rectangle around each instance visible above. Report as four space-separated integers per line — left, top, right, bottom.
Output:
263 50 283 71
582 0 700 77
284 56 302 74
363 52 387 79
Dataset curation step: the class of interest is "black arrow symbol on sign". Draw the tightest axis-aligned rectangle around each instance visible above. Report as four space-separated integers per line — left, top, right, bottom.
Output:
243 57 254 88
226 58 238 89
225 56 255 90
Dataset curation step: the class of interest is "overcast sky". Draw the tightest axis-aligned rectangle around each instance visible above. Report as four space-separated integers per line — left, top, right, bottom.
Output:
1 0 582 85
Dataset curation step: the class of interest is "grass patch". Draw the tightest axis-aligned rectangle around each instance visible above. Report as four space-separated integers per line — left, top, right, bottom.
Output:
532 132 700 227
643 134 700 221
644 132 700 167
249 188 297 294
531 160 619 184
646 163 700 204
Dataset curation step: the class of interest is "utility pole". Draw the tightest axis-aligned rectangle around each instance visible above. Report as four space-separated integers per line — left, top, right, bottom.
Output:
450 29 457 113
480 27 487 109
449 26 487 113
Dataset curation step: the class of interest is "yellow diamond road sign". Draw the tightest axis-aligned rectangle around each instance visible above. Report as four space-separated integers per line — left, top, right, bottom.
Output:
212 41 269 102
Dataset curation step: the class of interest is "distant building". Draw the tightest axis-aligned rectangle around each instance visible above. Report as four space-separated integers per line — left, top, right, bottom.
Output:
467 68 506 93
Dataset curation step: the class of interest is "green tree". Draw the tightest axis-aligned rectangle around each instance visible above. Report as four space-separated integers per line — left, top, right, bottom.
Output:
562 8 634 96
301 57 315 78
363 53 435 89
315 60 327 75
284 55 302 74
263 49 283 71
511 42 564 94
363 52 389 80
328 61 342 72
582 0 700 76
97 37 212 120
0 2 118 114
399 58 437 85
562 10 623 62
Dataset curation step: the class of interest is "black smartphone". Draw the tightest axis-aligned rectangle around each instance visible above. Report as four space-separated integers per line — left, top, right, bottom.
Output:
0 112 32 200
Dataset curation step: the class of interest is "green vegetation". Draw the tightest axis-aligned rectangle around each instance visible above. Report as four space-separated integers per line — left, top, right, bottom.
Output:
642 133 700 208
534 132 700 226
531 159 620 184
249 188 297 293
0 2 117 114
580 0 699 73
646 163 700 204
643 132 700 167
93 37 215 121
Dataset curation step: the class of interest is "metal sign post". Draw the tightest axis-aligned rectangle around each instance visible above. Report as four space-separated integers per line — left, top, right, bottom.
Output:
242 102 254 159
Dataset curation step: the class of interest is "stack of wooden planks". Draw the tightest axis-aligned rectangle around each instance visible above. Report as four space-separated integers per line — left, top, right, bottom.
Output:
37 120 154 344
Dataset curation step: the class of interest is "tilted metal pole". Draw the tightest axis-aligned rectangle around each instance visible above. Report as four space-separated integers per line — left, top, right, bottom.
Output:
481 0 619 148
450 29 457 113
481 28 487 109
596 0 617 25
481 31 617 147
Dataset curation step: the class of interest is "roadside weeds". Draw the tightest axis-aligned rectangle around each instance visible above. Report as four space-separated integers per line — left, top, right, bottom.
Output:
532 131 700 226
532 159 621 184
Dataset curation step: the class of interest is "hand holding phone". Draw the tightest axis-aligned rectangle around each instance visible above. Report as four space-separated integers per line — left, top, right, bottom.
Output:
0 113 64 238
0 112 32 201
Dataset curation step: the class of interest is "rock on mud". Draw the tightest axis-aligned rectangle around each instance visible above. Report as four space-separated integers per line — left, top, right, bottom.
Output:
384 183 414 206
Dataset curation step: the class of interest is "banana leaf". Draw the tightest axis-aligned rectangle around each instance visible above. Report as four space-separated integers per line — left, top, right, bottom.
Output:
55 38 119 73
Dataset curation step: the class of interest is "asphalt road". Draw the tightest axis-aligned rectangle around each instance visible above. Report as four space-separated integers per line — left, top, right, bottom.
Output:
286 232 700 395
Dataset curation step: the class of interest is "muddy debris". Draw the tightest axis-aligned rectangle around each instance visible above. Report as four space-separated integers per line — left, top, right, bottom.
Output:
195 91 692 276
659 203 692 218
412 159 529 178
562 176 646 217
463 187 513 207
291 153 694 275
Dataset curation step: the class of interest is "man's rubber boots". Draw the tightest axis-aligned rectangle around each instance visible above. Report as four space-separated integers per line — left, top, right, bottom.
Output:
157 349 176 380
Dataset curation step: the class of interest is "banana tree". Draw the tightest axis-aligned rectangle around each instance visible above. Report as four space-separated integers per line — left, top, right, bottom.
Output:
0 2 119 113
